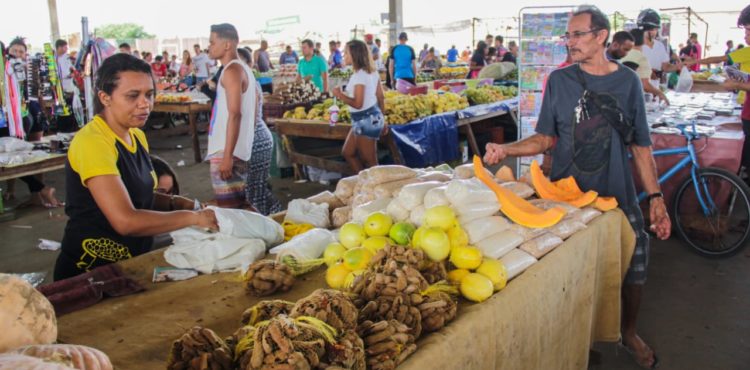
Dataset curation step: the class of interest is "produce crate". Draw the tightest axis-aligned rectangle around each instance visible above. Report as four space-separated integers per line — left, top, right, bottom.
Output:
263 101 315 120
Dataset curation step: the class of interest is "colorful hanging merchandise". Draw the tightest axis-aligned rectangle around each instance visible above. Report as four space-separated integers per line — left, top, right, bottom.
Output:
1 44 24 139
44 43 70 118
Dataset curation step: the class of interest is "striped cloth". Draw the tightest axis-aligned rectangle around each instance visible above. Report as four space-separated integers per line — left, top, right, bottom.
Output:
209 157 249 209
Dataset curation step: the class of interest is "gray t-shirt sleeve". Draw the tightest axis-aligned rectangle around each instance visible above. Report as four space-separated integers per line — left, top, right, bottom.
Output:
630 76 652 147
535 73 558 137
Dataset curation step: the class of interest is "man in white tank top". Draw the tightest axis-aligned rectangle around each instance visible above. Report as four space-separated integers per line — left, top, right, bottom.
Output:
206 23 258 209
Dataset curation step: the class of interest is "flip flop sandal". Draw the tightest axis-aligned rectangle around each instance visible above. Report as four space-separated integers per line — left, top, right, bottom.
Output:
618 340 660 369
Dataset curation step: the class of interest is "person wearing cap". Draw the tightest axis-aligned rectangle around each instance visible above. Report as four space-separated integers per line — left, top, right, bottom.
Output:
389 32 417 86
638 8 682 88
365 34 382 70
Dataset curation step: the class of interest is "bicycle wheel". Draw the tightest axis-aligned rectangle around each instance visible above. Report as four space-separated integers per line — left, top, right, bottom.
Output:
672 167 750 257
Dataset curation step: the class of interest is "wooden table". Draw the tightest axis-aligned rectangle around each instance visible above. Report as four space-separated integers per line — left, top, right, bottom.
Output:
691 80 726 93
0 154 67 181
270 119 404 179
152 102 212 163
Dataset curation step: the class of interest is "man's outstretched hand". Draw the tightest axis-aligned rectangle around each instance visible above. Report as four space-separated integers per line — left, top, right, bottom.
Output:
484 143 507 165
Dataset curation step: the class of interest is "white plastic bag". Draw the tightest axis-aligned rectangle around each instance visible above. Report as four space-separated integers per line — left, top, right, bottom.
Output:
454 202 501 224
270 228 334 261
423 186 450 209
373 178 422 198
165 229 266 274
386 199 410 222
334 175 359 200
418 171 452 182
476 230 524 259
463 216 511 244
519 233 564 259
210 207 284 247
500 181 535 199
332 206 352 228
365 165 417 186
675 66 694 93
409 205 426 227
285 199 330 228
445 178 495 205
353 197 393 223
500 249 538 280
396 181 443 211
306 191 344 209
351 192 377 208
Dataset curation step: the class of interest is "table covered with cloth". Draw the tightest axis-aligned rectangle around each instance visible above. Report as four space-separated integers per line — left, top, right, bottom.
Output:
56 210 634 370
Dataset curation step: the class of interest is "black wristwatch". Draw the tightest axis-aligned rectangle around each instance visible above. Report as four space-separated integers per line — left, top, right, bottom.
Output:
647 192 664 203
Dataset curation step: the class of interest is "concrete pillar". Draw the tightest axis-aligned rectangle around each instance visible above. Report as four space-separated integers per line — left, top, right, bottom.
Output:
388 0 403 49
47 0 61 41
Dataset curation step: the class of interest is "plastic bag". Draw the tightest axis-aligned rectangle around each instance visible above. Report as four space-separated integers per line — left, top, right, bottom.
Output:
418 171 452 182
519 233 564 259
332 206 352 228
423 185 450 209
71 86 85 127
476 230 524 259
364 165 417 186
463 216 511 244
334 175 359 200
507 224 548 242
351 192 377 208
285 199 330 229
500 181 535 199
0 137 33 152
386 199 410 222
270 228 334 261
165 230 266 274
396 181 443 210
210 206 284 247
548 219 587 240
409 205 426 227
453 163 492 180
529 199 580 215
675 66 694 93
454 201 501 223
374 177 422 198
353 197 393 223
306 191 344 209
500 249 538 280
445 178 495 205
570 207 603 224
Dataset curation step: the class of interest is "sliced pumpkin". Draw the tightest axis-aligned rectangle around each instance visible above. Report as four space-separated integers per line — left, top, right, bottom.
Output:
593 196 618 211
530 160 598 208
567 191 599 208
473 156 565 228
495 165 516 183
553 177 583 196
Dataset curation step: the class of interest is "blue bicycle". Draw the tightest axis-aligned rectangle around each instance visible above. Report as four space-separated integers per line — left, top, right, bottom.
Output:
638 121 750 257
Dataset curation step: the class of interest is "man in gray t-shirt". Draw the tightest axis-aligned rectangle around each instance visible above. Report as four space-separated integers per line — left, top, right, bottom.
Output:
254 40 273 72
483 6 669 369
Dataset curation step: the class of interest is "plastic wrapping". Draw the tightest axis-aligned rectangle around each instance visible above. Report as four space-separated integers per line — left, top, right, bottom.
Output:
475 230 524 259
571 207 603 224
12 273 47 288
500 181 535 199
270 228 335 262
285 199 330 228
210 206 284 247
165 232 267 274
445 178 495 205
454 202 501 224
463 216 511 244
306 191 344 209
529 199 580 215
507 224 548 242
500 249 538 280
0 137 34 152
409 205 426 226
374 177 422 198
351 192 377 208
386 199 410 222
332 206 352 228
352 197 393 223
334 175 359 200
548 219 587 240
396 181 443 210
364 165 418 186
519 233 564 259
418 171 453 182
453 163 494 180
423 185 450 209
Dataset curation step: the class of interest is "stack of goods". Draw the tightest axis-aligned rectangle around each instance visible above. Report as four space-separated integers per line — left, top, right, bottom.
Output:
383 91 469 124
416 72 435 83
437 66 469 79
463 85 518 105
276 64 298 80
155 93 192 103
283 98 351 123
265 80 322 106
0 273 115 369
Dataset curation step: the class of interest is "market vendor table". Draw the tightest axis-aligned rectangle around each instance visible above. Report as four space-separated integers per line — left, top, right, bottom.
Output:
56 210 634 370
0 153 67 181
152 102 212 163
691 80 727 94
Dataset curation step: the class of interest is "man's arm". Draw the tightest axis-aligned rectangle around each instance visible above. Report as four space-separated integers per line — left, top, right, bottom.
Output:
388 62 395 84
642 78 669 104
630 145 671 240
322 71 329 92
219 64 244 180
412 60 417 78
483 133 555 165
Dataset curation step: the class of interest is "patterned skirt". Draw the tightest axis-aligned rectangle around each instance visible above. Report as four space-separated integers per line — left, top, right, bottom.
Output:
247 122 282 215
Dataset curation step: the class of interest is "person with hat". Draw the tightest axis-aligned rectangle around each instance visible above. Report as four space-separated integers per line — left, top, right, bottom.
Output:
388 32 417 86
638 8 683 88
365 34 382 70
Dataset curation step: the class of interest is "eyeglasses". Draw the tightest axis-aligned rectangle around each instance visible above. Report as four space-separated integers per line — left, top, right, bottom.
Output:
561 29 601 42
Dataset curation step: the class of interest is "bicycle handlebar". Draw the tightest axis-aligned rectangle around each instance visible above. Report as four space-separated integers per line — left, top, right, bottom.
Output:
675 121 701 140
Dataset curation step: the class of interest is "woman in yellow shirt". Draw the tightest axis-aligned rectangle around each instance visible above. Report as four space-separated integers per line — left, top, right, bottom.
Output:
54 53 217 280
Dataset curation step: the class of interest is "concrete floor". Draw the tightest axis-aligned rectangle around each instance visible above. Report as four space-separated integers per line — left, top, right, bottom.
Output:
1 132 748 370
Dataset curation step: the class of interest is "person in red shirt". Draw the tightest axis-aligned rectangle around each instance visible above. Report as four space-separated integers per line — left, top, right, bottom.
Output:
151 56 168 78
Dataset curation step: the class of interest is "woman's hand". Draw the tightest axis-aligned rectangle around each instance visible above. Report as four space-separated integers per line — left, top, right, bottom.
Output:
195 208 219 231
219 157 234 180
332 87 344 100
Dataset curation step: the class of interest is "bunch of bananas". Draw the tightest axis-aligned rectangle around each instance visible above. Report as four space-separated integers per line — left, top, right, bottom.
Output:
282 98 351 123
438 66 469 79
464 85 518 106
384 91 469 124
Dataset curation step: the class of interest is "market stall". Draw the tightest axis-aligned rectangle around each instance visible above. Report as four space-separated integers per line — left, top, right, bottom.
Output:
152 93 213 163
55 210 634 369
0 135 73 182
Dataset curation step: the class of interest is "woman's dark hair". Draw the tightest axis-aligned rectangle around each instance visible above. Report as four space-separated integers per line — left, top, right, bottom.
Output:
487 47 496 56
155 55 163 62
9 37 26 51
150 155 180 195
475 41 487 52
630 29 645 47
346 39 374 73
237 47 252 65
94 53 154 114
573 5 611 46
739 5 750 27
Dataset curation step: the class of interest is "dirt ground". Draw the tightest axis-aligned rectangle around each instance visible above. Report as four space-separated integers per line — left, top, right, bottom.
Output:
1 133 748 370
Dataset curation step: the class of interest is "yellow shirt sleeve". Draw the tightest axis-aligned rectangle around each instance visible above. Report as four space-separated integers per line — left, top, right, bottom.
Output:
728 47 750 66
68 131 120 186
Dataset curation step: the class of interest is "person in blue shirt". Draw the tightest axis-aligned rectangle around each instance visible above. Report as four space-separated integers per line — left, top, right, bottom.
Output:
447 45 459 63
279 45 299 65
329 41 343 69
388 32 417 85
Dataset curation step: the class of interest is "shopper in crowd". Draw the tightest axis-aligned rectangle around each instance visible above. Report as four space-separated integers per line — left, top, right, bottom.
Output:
298 39 329 92
447 45 459 63
389 32 417 85
119 43 131 54
150 155 180 196
237 48 282 215
333 39 386 173
485 34 494 47
494 35 508 59
484 6 668 369
622 29 669 105
375 38 382 51
56 39 75 94
279 45 299 65
161 51 169 64
486 47 497 64
726 40 735 56
144 52 153 63
178 50 194 85
329 40 343 69
206 23 256 210
169 54 180 75
418 43 429 63
686 5 750 178
191 44 209 84
53 53 217 280
365 34 382 70
639 8 682 88
314 42 322 56
253 40 273 72
151 55 168 78
688 33 702 71
501 41 518 64
606 31 635 60
420 47 442 70
468 41 488 78
2 37 62 208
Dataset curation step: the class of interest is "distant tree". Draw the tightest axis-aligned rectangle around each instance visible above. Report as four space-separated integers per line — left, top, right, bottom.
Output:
95 23 155 41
